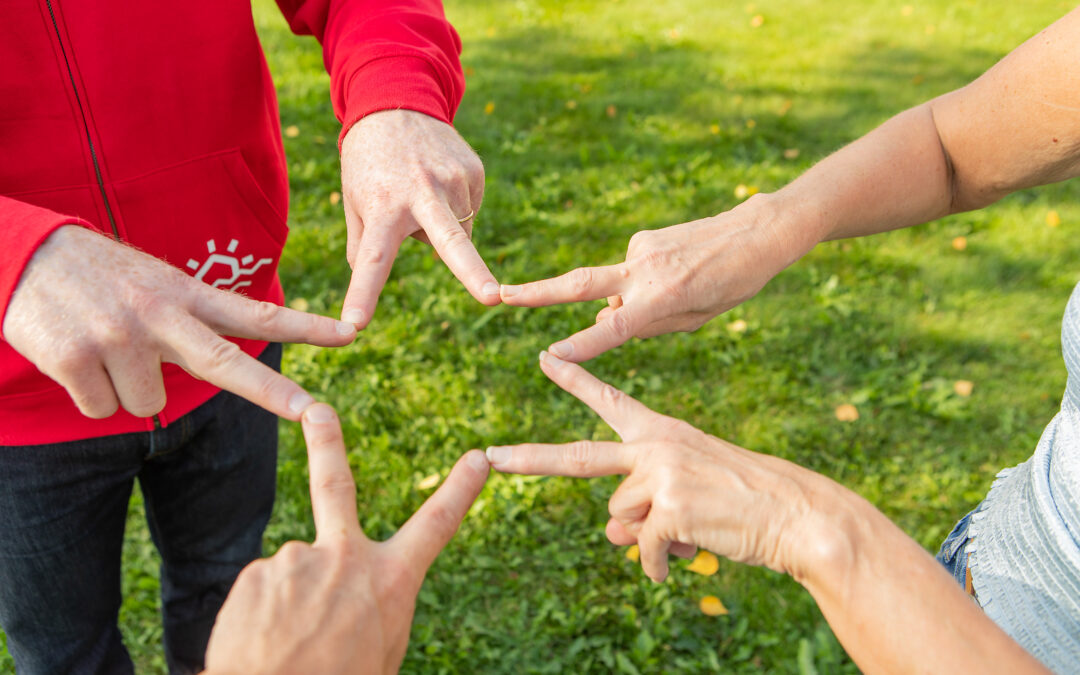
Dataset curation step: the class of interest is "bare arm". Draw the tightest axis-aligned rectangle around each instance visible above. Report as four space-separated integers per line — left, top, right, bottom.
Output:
499 7 1080 361
489 355 1047 674
779 6 1080 241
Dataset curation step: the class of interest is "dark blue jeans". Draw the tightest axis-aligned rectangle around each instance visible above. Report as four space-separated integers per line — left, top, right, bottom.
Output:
0 343 280 675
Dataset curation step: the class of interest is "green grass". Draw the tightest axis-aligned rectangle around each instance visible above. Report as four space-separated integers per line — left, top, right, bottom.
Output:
3 0 1078 672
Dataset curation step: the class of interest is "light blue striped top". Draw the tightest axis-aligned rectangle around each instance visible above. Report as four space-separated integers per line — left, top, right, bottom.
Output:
968 281 1080 673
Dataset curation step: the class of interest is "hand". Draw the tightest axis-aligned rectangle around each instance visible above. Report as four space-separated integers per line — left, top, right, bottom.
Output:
205 404 490 675
339 110 498 329
2 225 356 421
486 351 837 583
498 195 817 361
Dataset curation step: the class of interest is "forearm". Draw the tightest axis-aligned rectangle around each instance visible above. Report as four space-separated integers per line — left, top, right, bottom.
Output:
765 103 954 244
795 487 1047 674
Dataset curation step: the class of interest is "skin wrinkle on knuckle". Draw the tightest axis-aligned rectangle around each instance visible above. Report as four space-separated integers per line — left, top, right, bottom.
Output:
250 300 283 328
564 440 593 473
608 310 633 339
201 338 243 375
567 267 594 298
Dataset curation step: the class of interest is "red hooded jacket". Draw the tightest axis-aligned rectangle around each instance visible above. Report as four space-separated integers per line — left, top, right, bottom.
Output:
0 0 464 445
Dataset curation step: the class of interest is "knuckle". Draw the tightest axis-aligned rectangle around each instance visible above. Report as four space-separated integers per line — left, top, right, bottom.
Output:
54 342 97 375
437 226 472 249
640 248 671 271
78 393 119 419
316 475 357 499
607 310 633 339
92 318 133 351
432 161 467 187
599 383 624 407
566 268 594 298
356 244 386 265
627 230 653 252
564 440 593 473
277 540 309 562
202 339 243 373
250 300 282 327
423 502 460 538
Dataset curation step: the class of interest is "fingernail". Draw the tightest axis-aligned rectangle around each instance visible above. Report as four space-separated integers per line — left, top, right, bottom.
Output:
466 450 490 471
335 321 355 336
288 391 316 415
341 308 365 326
501 284 522 298
549 342 573 360
304 404 335 423
485 446 510 465
482 282 500 297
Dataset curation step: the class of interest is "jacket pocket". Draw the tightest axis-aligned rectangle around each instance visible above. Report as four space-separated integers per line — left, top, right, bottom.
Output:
111 150 288 298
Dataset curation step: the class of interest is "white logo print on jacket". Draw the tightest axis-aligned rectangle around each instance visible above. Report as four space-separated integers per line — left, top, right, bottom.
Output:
185 238 272 291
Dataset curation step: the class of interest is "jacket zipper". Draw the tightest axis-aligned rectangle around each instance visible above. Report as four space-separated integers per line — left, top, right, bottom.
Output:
43 0 120 241
44 0 165 431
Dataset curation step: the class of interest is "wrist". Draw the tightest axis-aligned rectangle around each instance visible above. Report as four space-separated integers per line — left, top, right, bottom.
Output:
781 476 875 597
736 191 826 272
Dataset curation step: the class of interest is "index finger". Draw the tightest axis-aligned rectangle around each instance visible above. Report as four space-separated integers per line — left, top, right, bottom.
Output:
191 284 356 346
485 440 633 477
537 351 657 441
390 450 490 576
301 404 361 545
412 199 500 306
499 264 630 307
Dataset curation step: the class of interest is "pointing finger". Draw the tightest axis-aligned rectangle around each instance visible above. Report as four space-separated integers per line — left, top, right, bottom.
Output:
192 284 355 346
537 351 656 441
412 199 499 306
499 264 629 307
391 450 490 577
340 224 407 329
161 314 315 421
485 440 633 477
547 304 650 363
302 404 362 545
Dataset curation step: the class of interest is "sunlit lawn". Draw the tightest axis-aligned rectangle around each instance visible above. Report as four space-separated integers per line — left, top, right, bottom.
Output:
3 0 1077 672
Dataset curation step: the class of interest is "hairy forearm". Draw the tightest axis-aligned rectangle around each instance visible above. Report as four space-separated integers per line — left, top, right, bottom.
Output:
793 487 1047 674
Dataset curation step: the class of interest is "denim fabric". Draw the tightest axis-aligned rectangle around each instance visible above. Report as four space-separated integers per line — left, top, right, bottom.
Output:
0 343 280 675
936 505 979 590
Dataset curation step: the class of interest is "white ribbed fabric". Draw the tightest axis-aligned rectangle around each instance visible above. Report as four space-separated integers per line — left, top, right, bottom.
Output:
968 282 1080 673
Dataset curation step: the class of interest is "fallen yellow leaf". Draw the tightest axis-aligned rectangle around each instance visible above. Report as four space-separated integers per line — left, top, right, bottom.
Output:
901 5 913 16
783 148 800 159
566 100 578 110
626 545 640 562
606 104 617 118
835 404 859 422
952 236 967 251
288 297 309 312
750 14 764 28
1047 210 1061 227
284 125 300 138
485 26 496 37
954 380 974 397
700 595 728 616
687 551 720 576
416 473 441 490
745 119 756 129
727 319 748 334
329 191 341 206
709 123 721 135
484 101 495 115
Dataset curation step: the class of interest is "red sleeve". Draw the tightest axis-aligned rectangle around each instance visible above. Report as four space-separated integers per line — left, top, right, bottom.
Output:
275 0 465 145
0 196 94 338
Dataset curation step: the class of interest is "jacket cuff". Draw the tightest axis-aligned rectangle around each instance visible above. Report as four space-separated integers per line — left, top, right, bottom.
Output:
337 54 456 148
0 197 94 338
